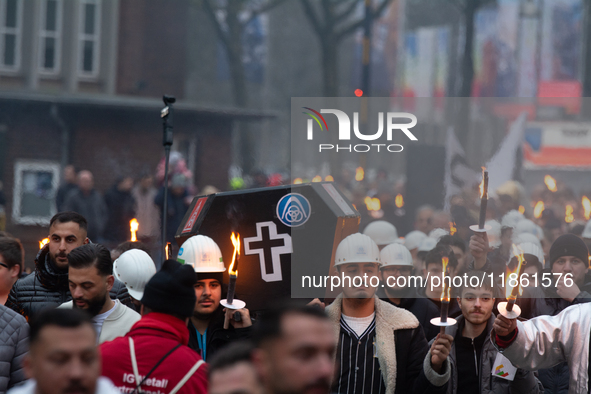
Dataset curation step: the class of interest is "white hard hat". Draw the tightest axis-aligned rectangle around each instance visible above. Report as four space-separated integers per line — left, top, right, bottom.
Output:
177 235 225 272
418 237 437 253
501 210 525 228
428 228 449 241
513 242 545 266
486 220 502 248
513 232 542 249
404 231 427 251
583 219 591 239
334 233 380 267
113 250 157 301
380 243 413 267
515 219 544 240
363 220 398 246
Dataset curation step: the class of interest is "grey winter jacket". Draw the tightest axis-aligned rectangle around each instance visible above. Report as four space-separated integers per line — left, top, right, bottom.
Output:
6 245 131 321
434 314 542 394
0 305 28 394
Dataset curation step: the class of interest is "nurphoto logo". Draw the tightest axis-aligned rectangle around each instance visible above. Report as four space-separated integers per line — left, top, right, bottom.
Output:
302 107 418 153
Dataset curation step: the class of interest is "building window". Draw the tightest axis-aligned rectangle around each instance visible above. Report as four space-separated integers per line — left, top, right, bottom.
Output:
0 0 22 71
78 0 100 78
39 0 62 75
12 160 60 225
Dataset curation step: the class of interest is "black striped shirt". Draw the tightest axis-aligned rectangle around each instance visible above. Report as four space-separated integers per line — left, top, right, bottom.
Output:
332 316 386 394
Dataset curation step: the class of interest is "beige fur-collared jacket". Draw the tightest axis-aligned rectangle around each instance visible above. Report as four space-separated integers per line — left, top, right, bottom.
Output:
326 294 451 394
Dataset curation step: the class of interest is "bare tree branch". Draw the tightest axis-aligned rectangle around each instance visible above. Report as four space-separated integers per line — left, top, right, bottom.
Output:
336 0 392 40
202 0 231 49
300 0 324 37
245 0 290 25
334 0 360 23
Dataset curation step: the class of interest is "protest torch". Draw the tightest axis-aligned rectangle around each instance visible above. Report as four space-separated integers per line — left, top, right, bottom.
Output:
221 232 246 329
160 95 175 263
470 168 491 234
130 219 139 242
430 257 457 334
498 244 526 319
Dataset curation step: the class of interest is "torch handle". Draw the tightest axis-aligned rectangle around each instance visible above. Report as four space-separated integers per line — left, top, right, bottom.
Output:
506 298 515 312
440 301 449 324
227 275 237 304
478 171 489 229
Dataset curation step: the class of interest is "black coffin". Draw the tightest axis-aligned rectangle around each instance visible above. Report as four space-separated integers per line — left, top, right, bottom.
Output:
175 182 360 311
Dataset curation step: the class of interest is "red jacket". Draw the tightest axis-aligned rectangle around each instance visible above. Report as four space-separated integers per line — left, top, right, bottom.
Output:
100 312 208 394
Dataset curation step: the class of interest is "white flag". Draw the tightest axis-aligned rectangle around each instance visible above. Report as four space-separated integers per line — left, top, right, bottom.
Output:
486 113 527 193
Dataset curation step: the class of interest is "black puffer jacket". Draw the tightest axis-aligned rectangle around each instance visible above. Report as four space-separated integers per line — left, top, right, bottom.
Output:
187 305 252 362
0 305 28 394
5 245 131 321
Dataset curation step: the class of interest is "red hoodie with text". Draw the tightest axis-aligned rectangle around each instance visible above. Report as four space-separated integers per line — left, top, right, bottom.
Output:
100 312 207 394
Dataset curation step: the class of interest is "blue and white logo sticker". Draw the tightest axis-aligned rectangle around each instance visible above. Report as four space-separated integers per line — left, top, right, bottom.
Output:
178 247 184 256
276 193 311 227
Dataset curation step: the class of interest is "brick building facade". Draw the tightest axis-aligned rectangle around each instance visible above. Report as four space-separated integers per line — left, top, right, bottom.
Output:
0 0 270 267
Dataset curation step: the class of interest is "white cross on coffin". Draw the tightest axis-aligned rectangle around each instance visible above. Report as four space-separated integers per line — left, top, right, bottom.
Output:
243 221 293 282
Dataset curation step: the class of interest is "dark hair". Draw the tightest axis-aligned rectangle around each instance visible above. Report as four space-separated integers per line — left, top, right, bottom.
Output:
112 241 150 257
30 308 95 346
425 245 458 270
68 244 113 276
50 211 88 232
208 341 255 379
0 237 23 274
0 231 14 238
252 303 329 347
437 235 466 253
459 270 495 297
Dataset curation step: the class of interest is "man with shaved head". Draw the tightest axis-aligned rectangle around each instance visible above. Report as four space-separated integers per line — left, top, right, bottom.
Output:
63 170 107 241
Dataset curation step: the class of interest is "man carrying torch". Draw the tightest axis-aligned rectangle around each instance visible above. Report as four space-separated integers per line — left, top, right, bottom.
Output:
177 234 252 362
429 270 542 393
325 233 453 394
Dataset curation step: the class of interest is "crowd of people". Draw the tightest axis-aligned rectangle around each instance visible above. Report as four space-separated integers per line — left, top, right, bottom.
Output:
53 163 194 247
0 165 591 393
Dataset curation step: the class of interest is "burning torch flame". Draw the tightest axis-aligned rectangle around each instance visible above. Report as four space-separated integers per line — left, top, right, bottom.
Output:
39 238 49 249
325 175 334 182
583 196 591 220
130 219 139 242
544 175 557 192
519 205 525 214
229 232 241 276
533 201 545 219
364 196 381 211
565 205 574 223
449 222 457 236
165 243 171 260
355 167 364 182
395 194 404 208
506 244 525 299
479 167 487 198
440 257 451 302
293 178 303 184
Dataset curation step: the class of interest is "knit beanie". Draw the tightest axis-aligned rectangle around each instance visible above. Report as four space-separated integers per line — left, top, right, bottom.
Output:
141 259 197 318
548 234 589 269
